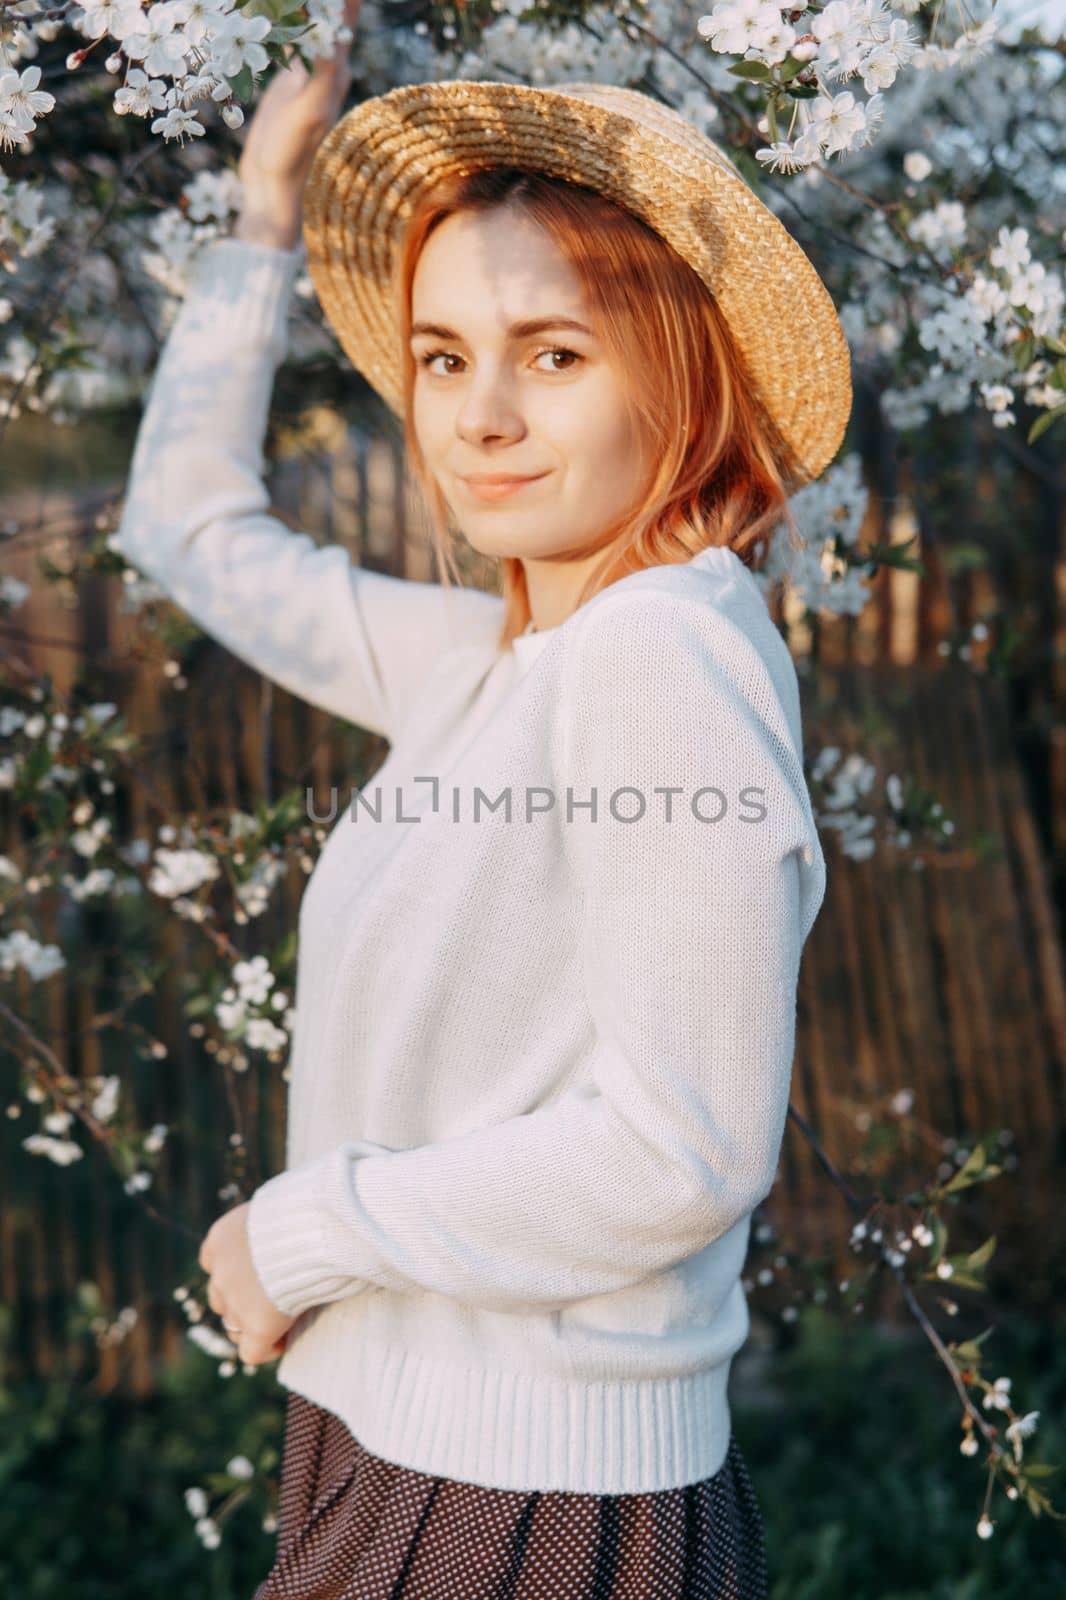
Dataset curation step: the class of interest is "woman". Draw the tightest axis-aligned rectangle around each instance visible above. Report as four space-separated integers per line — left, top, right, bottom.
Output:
116 5 849 1593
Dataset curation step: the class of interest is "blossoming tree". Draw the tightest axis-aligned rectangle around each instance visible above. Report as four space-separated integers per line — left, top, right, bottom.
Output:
1 0 1063 1556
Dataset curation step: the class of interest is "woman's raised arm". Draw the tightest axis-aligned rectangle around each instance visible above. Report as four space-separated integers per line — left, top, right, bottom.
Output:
112 4 503 743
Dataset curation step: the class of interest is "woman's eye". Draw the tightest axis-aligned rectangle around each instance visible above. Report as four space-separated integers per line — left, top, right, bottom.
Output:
418 350 463 375
416 347 581 376
533 347 580 372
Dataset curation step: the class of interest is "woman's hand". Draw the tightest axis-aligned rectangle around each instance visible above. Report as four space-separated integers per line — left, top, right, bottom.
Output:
199 1201 298 1366
234 0 362 250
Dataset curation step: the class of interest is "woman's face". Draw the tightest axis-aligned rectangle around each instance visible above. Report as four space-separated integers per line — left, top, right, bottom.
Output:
409 205 650 566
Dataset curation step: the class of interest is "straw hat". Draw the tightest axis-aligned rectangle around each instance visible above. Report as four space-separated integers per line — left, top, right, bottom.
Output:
302 79 853 490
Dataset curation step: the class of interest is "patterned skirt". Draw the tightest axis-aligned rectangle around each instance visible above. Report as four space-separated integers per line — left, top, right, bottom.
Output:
252 1391 768 1599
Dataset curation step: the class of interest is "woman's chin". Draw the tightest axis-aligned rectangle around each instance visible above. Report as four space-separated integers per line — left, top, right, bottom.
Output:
456 524 549 563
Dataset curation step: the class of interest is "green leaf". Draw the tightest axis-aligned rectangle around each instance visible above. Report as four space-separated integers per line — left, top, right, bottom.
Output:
942 1144 986 1194
943 541 990 574
1027 401 1066 445
1024 1464 1062 1479
1013 332 1036 371
952 1340 986 1364
267 21 313 42
778 56 807 83
966 1234 997 1271
941 1269 986 1291
226 65 255 102
727 60 773 82
787 83 820 99
1041 334 1066 357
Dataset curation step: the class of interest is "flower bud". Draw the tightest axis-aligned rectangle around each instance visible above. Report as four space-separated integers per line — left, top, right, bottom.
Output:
221 103 245 130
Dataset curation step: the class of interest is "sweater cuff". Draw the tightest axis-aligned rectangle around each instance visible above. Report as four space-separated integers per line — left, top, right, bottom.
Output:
174 237 304 358
246 1141 388 1320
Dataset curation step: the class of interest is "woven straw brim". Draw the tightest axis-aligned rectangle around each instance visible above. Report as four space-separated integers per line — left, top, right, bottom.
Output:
302 79 853 490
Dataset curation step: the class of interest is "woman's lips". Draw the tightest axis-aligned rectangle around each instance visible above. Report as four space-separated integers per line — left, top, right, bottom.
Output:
460 474 548 502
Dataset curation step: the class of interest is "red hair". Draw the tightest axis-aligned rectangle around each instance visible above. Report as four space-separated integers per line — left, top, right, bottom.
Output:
393 167 802 648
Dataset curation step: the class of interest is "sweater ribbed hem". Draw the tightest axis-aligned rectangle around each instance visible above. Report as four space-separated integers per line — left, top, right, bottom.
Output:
273 1294 735 1494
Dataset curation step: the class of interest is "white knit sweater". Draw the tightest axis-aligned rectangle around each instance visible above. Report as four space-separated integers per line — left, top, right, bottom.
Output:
116 237 827 1495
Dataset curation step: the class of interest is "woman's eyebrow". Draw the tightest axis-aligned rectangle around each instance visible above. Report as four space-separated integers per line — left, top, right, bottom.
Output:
409 315 595 342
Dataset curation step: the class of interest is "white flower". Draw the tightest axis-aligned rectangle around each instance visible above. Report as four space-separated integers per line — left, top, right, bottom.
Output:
751 17 795 66
1005 1411 1039 1461
983 1375 1012 1410
72 818 111 858
976 1515 994 1539
979 383 1014 414
149 847 219 897
755 139 811 174
168 0 235 47
207 8 271 77
76 0 145 42
22 1132 83 1164
232 953 274 1001
245 1017 288 1051
909 200 967 252
0 64 55 128
226 1454 254 1479
966 272 1009 320
215 996 248 1032
184 1486 208 1518
697 0 782 57
182 167 243 222
114 68 168 117
187 1322 236 1358
124 4 190 77
0 929 65 978
150 105 205 141
810 1 865 72
989 226 1030 277
903 150 931 182
807 90 869 158
195 1515 221 1548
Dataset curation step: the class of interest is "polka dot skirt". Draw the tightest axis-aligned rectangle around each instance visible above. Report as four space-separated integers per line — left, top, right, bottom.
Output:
252 1391 768 1599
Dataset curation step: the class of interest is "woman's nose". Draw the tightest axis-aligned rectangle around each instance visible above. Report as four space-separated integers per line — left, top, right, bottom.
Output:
454 371 526 446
